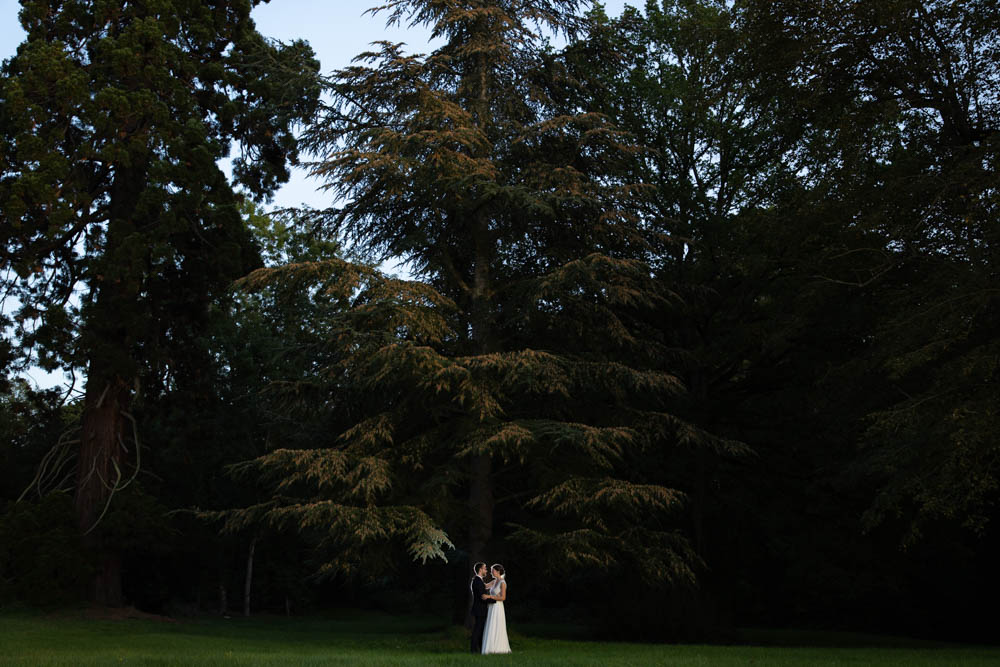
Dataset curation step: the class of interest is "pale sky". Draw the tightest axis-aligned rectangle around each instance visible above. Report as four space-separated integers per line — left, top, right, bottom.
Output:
0 0 632 390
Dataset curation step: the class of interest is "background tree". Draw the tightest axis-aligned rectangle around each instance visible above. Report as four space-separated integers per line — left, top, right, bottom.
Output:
572 0 1000 637
747 0 1000 636
738 0 1000 531
134 204 346 615
0 381 89 607
0 0 319 605
567 0 824 631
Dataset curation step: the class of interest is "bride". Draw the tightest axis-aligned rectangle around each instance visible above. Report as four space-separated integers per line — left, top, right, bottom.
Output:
481 564 511 654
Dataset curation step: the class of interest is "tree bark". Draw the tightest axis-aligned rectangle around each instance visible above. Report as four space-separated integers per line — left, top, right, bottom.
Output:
76 372 130 607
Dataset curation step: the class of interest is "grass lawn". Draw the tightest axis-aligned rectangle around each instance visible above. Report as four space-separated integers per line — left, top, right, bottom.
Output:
1 609 997 666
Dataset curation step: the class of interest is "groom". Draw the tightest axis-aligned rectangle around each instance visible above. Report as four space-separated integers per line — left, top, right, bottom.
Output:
469 562 495 653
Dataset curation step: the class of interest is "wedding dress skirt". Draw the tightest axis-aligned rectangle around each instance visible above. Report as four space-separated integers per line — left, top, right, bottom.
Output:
481 584 511 654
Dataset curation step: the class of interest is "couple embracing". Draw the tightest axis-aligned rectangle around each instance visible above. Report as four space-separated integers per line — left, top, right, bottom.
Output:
469 562 511 654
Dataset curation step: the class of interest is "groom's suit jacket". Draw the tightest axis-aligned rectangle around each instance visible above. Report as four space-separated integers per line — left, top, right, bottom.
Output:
470 576 496 618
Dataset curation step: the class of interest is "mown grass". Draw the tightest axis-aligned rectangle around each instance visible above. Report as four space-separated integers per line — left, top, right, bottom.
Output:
1 609 998 666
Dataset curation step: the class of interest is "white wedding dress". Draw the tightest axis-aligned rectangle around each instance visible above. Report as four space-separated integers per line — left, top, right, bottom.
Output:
481 577 511 654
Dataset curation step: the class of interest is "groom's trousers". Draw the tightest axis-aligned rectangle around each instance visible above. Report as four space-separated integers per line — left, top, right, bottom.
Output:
470 613 487 654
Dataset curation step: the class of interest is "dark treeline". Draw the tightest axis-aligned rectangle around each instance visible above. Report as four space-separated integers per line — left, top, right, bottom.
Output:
1 0 997 643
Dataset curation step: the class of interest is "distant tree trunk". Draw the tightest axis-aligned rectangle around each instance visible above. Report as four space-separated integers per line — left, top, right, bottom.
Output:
244 537 256 617
76 370 131 607
689 369 709 558
219 553 228 616
219 581 228 616
694 448 707 557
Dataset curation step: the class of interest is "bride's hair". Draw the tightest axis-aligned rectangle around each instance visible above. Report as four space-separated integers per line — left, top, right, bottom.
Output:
491 564 505 577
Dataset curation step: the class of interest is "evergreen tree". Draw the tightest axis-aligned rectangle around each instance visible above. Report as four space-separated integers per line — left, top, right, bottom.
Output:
226 0 702 608
0 0 319 604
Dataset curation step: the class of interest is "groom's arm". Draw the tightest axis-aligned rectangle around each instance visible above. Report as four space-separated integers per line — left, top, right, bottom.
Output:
483 580 496 604
473 577 493 603
473 577 496 604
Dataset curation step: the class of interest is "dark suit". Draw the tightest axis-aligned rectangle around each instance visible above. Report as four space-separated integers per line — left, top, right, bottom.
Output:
469 575 495 653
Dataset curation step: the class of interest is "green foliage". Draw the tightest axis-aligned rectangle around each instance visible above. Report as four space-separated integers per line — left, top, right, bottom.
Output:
739 0 1000 543
0 381 76 501
93 484 174 556
0 492 92 607
555 0 1000 637
213 258 459 576
226 253 702 590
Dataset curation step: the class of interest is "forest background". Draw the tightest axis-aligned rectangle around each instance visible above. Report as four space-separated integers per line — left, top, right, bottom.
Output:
1 0 997 644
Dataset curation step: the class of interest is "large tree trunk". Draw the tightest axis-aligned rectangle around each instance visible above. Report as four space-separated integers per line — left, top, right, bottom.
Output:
74 165 144 606
76 372 131 607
